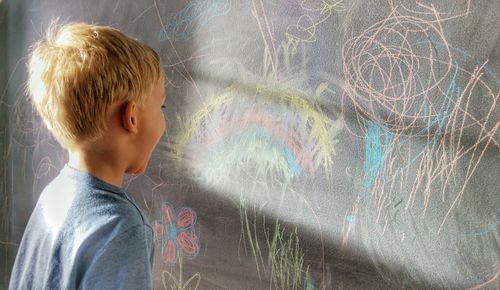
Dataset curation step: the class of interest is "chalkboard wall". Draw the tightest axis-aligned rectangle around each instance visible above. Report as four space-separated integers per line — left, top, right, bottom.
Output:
1 0 499 289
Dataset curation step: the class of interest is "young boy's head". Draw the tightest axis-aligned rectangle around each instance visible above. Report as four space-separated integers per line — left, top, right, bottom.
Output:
28 22 164 150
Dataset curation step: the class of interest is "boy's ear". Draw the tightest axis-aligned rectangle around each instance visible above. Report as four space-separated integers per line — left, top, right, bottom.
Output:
122 101 138 134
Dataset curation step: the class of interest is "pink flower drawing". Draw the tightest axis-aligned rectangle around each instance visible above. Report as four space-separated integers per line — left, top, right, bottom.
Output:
153 202 199 264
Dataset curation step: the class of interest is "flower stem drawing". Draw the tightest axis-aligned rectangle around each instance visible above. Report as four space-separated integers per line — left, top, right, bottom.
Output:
154 202 201 290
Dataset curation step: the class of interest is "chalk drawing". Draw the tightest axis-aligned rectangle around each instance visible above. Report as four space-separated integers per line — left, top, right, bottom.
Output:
153 202 199 265
158 0 231 41
362 120 394 192
286 0 346 53
239 196 313 290
466 269 500 290
172 86 344 185
465 216 500 237
342 2 499 235
153 202 201 290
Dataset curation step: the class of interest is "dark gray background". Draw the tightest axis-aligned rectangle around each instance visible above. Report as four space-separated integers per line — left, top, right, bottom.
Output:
1 0 499 289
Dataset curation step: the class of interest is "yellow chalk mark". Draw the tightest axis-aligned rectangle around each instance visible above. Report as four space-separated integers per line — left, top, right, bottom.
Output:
174 89 234 160
286 0 346 53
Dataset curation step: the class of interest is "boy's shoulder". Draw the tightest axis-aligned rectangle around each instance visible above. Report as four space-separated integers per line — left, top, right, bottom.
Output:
10 165 154 290
38 165 150 236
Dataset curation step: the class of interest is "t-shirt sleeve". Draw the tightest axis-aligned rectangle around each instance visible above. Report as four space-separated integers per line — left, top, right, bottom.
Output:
79 224 153 290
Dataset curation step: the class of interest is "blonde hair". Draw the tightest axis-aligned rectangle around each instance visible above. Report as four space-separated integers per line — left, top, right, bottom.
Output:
28 22 163 149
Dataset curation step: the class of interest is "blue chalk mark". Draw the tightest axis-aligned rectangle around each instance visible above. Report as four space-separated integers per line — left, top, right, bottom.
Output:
466 216 500 237
401 63 460 168
362 120 393 192
284 143 301 177
165 222 178 240
360 64 458 192
361 62 461 194
346 215 356 223
159 0 231 41
253 126 301 177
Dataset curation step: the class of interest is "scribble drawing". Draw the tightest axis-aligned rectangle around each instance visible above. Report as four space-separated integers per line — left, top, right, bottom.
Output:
286 0 346 53
343 8 453 132
11 94 47 148
158 0 231 41
342 1 499 235
153 202 199 264
249 0 344 81
387 0 472 22
172 86 343 185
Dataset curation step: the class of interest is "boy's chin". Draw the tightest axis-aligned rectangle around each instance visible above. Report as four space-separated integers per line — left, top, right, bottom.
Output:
126 164 147 175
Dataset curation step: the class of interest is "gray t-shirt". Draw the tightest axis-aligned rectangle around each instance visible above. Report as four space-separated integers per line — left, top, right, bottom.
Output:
9 165 154 290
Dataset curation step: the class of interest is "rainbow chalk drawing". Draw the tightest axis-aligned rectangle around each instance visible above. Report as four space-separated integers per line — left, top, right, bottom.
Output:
172 85 344 185
158 0 231 41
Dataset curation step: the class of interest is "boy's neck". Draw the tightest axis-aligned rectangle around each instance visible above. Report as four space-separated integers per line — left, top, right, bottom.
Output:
68 150 124 188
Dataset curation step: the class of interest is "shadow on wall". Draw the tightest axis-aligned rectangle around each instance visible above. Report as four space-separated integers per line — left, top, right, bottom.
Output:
1 0 29 288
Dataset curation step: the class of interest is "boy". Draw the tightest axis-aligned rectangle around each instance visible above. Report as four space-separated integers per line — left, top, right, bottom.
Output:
9 22 165 289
